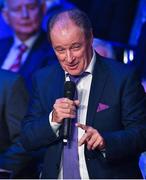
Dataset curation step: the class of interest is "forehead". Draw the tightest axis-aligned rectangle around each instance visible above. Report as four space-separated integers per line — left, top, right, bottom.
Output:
51 19 85 37
50 21 85 44
7 0 38 7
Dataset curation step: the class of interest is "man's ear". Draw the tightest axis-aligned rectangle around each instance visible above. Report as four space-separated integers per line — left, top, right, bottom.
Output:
1 8 10 25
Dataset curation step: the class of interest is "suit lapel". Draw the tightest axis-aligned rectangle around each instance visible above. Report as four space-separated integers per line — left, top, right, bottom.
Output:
86 54 109 126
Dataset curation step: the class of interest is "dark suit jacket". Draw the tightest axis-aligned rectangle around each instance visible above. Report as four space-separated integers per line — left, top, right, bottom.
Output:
135 22 146 79
0 70 28 153
0 70 43 178
21 53 146 179
0 31 57 92
0 32 57 178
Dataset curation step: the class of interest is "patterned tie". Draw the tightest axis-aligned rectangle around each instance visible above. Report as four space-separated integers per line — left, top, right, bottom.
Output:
63 72 89 179
9 44 27 72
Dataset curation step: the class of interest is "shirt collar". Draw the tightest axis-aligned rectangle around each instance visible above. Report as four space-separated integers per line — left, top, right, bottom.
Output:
85 50 96 75
13 32 40 49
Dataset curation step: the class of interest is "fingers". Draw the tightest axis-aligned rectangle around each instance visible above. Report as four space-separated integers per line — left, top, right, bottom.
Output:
52 98 80 123
76 123 88 131
76 123 105 151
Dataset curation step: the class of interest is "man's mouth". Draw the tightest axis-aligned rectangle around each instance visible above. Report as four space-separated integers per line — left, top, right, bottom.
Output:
67 63 79 70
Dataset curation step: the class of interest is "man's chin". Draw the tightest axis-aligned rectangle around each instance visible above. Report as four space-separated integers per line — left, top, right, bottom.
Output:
16 30 38 40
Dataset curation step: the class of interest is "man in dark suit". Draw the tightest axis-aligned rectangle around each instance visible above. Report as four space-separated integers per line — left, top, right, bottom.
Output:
0 70 28 152
0 0 56 92
0 69 28 178
21 9 146 179
0 0 57 178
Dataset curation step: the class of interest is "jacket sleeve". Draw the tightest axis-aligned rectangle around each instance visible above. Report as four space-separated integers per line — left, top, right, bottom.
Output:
5 75 29 142
21 74 59 151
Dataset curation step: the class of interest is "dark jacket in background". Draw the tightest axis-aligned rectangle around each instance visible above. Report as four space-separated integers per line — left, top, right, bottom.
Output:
0 70 28 153
0 31 57 93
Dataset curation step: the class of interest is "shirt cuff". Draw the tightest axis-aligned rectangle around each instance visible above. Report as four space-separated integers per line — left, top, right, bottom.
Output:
49 111 61 136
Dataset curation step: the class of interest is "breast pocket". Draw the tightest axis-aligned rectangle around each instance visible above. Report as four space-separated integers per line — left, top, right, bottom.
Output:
93 104 123 131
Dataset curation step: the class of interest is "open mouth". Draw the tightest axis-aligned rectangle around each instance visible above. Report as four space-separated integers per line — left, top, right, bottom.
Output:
67 63 79 70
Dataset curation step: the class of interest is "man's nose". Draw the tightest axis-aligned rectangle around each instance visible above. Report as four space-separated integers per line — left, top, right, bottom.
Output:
21 6 29 18
66 50 74 63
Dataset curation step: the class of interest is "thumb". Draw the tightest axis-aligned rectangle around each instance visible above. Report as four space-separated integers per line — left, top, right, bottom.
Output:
74 100 80 106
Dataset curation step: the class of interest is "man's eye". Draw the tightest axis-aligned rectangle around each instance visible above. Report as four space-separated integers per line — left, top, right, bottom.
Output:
11 7 21 12
28 4 37 10
55 48 65 53
72 45 81 50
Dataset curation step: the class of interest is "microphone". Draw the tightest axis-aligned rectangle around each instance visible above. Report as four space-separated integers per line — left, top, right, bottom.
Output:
63 81 76 144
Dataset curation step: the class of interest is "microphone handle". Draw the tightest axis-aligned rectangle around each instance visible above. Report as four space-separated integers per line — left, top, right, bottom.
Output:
63 118 71 144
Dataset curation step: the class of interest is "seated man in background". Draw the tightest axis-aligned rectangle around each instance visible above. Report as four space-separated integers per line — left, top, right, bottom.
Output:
0 0 57 93
0 0 57 177
0 69 28 178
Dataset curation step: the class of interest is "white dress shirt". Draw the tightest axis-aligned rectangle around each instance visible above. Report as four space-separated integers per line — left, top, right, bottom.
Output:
49 50 96 179
2 33 39 70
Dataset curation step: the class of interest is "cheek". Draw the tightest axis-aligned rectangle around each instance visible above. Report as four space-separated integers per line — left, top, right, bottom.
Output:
77 51 86 63
8 14 19 24
8 18 19 28
31 11 41 21
55 53 66 61
78 52 89 69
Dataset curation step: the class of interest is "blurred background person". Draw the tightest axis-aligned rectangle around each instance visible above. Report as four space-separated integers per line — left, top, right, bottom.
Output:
0 0 12 39
0 70 28 153
0 69 28 178
93 38 116 59
0 0 57 178
0 0 57 93
134 22 146 91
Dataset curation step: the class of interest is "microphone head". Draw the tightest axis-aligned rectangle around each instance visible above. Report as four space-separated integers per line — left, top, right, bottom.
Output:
64 81 76 100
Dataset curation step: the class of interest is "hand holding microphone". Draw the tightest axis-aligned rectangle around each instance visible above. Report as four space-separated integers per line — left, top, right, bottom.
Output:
52 81 80 143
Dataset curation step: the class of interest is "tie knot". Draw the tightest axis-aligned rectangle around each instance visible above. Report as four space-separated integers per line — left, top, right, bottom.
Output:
18 44 28 53
68 72 90 84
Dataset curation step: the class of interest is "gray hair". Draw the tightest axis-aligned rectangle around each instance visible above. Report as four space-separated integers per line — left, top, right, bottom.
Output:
47 8 93 42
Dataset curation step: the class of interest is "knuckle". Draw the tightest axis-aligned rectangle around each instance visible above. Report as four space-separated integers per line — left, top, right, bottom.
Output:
88 141 92 146
53 104 57 109
87 127 93 132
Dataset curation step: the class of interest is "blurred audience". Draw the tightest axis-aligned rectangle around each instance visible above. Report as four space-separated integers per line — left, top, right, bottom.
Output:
134 22 146 83
93 38 115 59
0 12 12 39
129 19 146 178
0 0 57 178
0 69 28 178
0 0 57 93
0 0 13 39
139 152 146 179
0 70 28 152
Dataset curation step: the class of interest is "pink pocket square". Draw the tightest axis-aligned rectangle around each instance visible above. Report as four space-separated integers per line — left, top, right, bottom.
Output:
97 103 109 112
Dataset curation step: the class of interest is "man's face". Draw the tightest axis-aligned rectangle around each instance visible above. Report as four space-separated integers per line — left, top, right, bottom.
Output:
50 21 93 76
3 0 45 40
